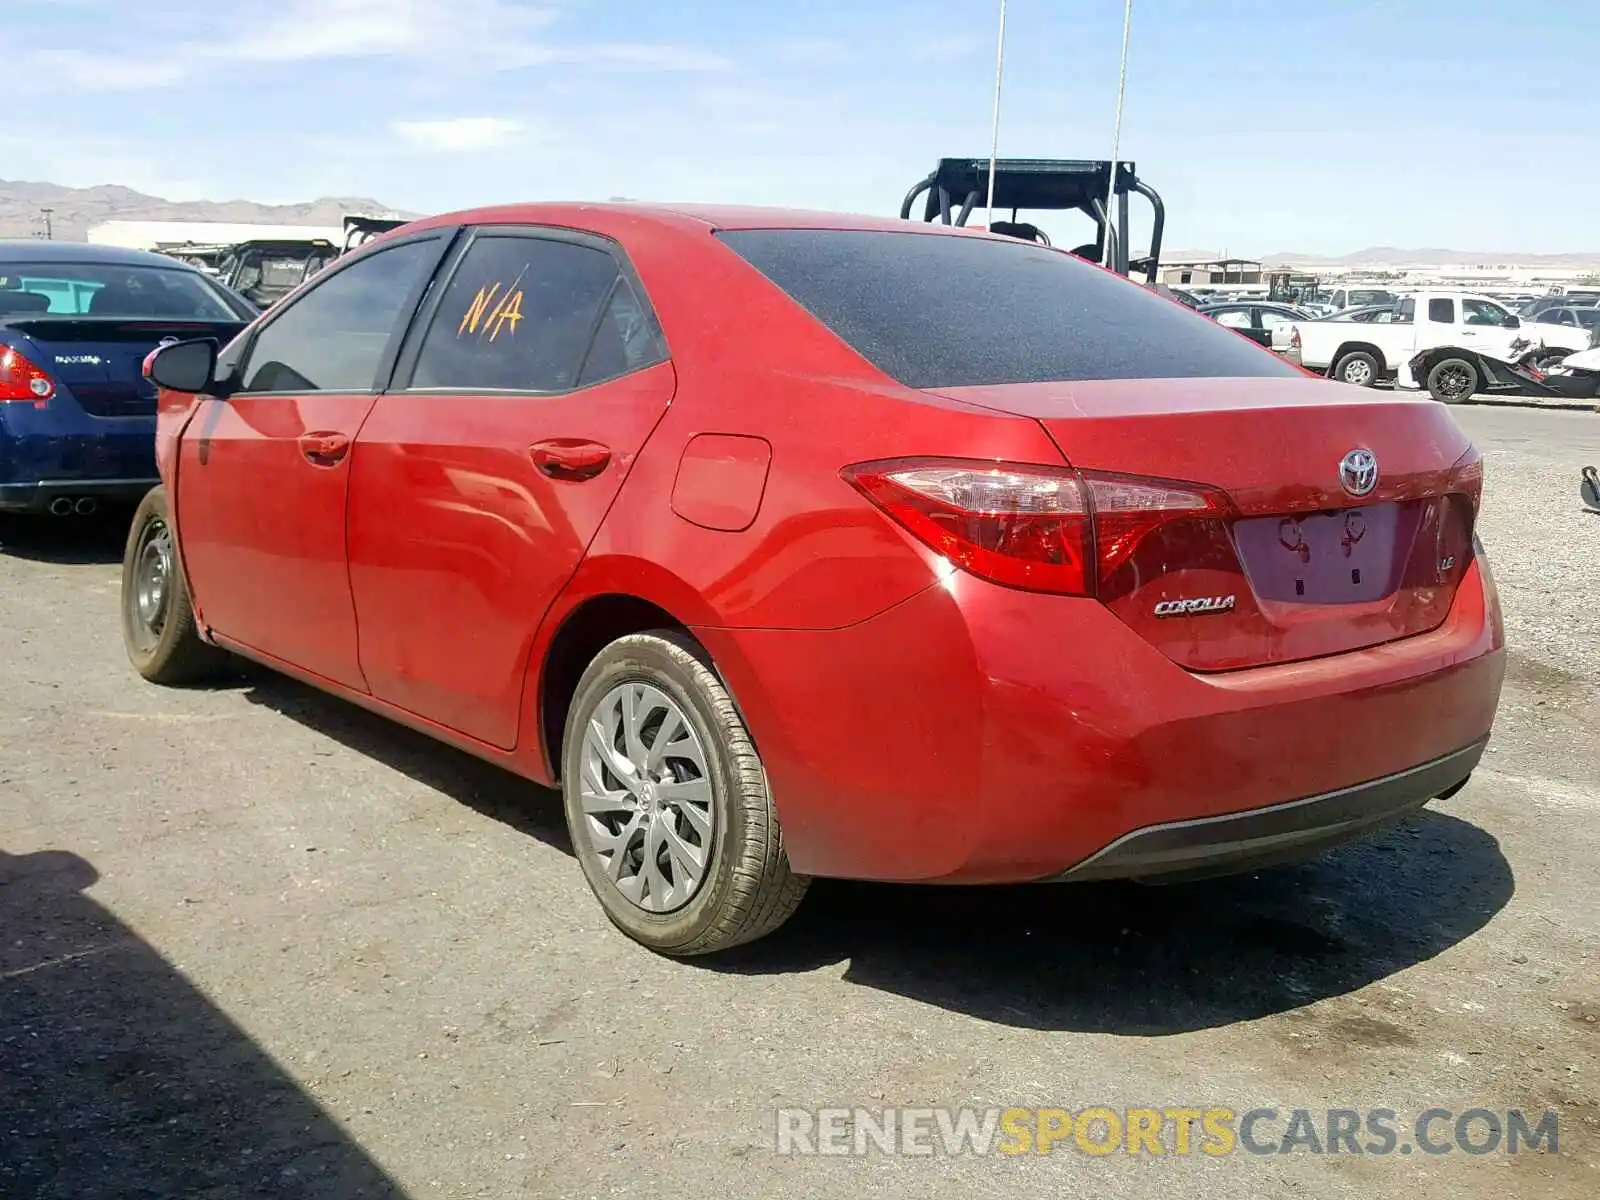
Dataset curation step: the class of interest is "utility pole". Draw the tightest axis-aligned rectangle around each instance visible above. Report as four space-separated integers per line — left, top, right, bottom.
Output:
39 208 54 240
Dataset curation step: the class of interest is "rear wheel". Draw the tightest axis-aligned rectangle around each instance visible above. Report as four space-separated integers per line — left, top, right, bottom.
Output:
561 630 809 955
1333 351 1380 387
1425 357 1480 404
120 486 228 685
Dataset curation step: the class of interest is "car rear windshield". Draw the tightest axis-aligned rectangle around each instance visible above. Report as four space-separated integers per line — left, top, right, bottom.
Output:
0 262 242 319
715 228 1302 388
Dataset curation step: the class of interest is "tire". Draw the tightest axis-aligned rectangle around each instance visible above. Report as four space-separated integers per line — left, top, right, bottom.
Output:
561 630 809 955
1333 351 1381 387
120 485 229 685
1425 357 1480 404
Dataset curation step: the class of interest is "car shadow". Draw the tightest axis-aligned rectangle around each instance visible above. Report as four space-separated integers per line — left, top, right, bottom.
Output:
236 669 573 856
0 846 408 1199
0 509 133 565
211 668 1510 1037
703 808 1513 1035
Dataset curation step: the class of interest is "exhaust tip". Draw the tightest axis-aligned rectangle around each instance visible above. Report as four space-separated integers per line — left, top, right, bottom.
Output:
74 497 98 516
48 497 74 516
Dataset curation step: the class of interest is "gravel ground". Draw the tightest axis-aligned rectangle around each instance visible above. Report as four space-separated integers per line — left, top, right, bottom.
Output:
0 405 1597 1199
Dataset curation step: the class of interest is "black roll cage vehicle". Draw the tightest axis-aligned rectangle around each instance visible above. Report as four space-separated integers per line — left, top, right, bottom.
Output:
900 157 1167 285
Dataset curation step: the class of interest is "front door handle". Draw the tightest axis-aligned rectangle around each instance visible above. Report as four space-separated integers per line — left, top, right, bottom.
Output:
299 431 351 466
530 438 611 481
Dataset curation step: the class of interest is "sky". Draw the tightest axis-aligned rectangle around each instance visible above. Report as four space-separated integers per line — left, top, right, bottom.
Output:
7 0 1598 256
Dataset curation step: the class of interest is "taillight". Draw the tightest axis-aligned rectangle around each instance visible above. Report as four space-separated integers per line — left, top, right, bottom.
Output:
0 347 54 406
1082 473 1233 601
843 459 1092 594
843 457 1232 598
1448 446 1483 515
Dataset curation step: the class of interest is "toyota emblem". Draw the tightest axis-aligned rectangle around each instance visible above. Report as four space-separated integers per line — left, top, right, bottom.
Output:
1339 448 1379 497
157 336 180 348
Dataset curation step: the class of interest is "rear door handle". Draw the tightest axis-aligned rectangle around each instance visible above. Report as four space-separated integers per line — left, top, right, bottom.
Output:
529 438 611 481
299 431 351 466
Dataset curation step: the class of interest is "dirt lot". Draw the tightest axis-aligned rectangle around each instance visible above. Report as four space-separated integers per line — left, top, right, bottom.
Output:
1 406 1597 1199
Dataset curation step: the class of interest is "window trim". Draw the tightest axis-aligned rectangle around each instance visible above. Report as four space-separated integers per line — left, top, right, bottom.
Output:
388 223 670 399
227 228 459 398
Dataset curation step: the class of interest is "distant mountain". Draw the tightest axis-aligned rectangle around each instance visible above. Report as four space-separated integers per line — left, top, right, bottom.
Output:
1262 247 1600 269
0 179 414 241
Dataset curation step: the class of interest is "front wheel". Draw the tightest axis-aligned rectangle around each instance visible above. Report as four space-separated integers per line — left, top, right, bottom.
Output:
561 630 809 955
120 486 229 685
1425 357 1480 404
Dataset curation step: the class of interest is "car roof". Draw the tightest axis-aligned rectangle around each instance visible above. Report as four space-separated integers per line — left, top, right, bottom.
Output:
403 201 993 238
0 239 204 268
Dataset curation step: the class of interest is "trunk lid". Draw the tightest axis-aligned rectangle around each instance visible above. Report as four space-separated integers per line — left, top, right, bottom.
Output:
934 377 1480 671
3 317 247 418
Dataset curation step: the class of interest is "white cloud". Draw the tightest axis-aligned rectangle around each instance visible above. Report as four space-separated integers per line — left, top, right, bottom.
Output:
391 117 526 152
30 0 725 89
35 50 186 91
223 0 555 63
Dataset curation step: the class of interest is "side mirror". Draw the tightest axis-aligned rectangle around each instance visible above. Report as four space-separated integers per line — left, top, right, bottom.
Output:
1505 315 1522 329
145 338 218 394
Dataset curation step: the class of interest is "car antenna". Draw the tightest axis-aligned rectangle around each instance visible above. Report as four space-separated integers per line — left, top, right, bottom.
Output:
984 0 1008 230
1102 0 1135 269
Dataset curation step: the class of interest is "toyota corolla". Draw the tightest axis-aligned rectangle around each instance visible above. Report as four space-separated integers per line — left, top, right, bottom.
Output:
122 204 1505 955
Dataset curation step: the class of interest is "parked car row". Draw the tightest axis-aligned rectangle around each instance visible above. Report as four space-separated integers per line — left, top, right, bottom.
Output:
92 203 1508 955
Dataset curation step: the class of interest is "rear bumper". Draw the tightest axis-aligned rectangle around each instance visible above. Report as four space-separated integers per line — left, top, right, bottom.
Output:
0 477 155 512
1048 738 1486 882
0 421 157 511
697 555 1505 885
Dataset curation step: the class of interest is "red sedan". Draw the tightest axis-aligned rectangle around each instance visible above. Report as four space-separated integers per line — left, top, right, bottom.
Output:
124 204 1505 955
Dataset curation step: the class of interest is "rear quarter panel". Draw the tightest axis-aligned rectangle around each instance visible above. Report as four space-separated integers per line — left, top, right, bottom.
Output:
566 225 1071 630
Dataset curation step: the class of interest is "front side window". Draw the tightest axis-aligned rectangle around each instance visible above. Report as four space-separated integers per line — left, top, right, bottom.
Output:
239 239 438 394
1462 298 1512 327
0 262 244 318
409 234 662 392
1257 309 1295 328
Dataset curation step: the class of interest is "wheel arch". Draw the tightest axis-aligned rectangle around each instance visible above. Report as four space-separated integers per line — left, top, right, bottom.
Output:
1333 341 1388 373
537 592 698 785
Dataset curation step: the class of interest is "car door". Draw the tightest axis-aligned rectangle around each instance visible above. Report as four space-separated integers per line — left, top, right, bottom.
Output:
175 232 451 689
1256 306 1298 352
346 226 674 747
1210 306 1263 346
1460 296 1530 358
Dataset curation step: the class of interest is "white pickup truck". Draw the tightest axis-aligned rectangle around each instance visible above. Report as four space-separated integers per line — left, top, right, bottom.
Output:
1287 291 1538 390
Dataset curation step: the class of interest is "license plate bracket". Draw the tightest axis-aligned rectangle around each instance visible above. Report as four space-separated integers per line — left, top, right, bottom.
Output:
1233 502 1407 604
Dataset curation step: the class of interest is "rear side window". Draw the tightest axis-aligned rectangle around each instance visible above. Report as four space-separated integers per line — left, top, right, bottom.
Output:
715 229 1299 388
1428 298 1455 323
409 234 664 392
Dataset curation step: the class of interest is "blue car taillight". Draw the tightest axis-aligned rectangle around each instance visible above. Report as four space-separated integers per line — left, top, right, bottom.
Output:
0 347 55 407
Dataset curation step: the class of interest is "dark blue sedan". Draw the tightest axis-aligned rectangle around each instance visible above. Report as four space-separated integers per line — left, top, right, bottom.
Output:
0 241 255 515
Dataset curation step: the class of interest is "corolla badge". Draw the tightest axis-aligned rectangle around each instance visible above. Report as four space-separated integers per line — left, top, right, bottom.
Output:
1153 595 1236 618
1339 448 1379 497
